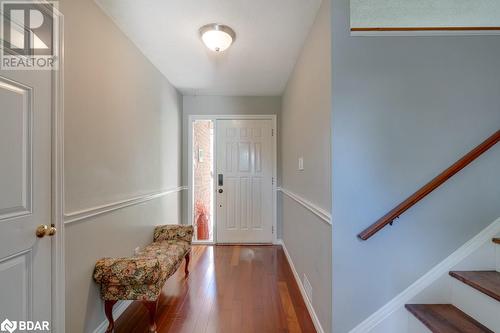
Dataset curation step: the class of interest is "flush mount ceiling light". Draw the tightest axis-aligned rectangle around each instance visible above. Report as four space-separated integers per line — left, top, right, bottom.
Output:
199 23 236 52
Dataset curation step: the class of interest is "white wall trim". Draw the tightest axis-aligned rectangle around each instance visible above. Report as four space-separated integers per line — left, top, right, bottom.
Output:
349 216 500 333
52 9 65 333
92 300 132 333
351 30 500 37
64 186 187 224
277 187 331 225
277 239 325 333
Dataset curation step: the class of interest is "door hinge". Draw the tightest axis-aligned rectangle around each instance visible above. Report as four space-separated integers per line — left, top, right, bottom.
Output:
272 129 274 136
272 177 275 186
272 226 274 234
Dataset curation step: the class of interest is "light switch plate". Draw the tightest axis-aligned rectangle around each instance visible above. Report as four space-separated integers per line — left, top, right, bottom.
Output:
298 157 304 171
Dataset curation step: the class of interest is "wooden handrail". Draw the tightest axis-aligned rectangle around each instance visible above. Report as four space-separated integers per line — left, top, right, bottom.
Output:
358 130 500 240
351 27 500 32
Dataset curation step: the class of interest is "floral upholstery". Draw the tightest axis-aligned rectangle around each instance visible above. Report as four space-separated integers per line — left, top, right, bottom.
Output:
136 240 190 283
154 225 194 243
95 278 163 301
94 257 162 286
93 225 193 301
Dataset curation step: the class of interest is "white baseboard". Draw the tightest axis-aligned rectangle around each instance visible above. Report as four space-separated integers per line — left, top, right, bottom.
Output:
349 217 500 333
92 300 132 333
277 239 325 333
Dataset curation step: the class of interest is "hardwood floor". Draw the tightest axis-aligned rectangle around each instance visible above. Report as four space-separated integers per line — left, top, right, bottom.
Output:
114 245 316 333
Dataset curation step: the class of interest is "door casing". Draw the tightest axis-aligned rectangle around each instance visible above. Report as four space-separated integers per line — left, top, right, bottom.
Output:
187 115 277 245
51 11 65 333
0 18 64 332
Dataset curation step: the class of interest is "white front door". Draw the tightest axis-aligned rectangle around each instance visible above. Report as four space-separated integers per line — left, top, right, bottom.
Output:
216 119 274 243
0 69 53 326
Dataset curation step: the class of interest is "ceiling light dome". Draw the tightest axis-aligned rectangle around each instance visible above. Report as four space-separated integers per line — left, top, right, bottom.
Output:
199 23 236 52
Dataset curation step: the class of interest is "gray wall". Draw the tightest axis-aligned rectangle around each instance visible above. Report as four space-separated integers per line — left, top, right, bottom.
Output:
181 95 281 223
61 0 182 332
331 0 500 331
280 0 332 331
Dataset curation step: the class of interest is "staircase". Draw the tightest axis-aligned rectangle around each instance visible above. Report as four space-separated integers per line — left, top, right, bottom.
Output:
353 129 500 333
406 238 500 333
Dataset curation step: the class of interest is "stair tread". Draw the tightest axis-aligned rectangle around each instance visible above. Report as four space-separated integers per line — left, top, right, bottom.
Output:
493 238 500 244
449 271 500 302
405 304 493 333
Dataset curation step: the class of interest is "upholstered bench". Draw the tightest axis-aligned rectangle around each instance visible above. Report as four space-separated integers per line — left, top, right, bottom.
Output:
93 225 193 333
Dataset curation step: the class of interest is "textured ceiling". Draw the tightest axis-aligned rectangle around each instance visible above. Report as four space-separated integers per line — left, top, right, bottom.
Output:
95 0 322 95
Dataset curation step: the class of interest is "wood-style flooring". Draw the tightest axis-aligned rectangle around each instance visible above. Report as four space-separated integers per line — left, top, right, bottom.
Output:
114 245 316 333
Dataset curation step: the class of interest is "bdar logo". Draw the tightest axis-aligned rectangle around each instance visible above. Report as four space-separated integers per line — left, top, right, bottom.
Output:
0 319 17 333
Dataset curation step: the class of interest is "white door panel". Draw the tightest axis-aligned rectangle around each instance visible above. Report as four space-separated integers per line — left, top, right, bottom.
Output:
216 119 273 243
0 69 52 324
0 78 31 220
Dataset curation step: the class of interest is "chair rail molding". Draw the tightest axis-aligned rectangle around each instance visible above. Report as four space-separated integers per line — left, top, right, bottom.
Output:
64 186 187 224
277 187 331 225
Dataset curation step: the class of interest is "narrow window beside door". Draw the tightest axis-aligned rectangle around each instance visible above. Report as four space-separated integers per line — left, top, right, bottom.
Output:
192 120 214 242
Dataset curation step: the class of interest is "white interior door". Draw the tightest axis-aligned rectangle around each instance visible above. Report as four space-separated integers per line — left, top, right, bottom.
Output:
0 69 53 325
216 119 274 243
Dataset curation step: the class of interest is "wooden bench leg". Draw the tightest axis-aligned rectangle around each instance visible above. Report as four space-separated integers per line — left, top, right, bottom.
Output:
184 252 190 276
142 299 159 332
104 300 117 333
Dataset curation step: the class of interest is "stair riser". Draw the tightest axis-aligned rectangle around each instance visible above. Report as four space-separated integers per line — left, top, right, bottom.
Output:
407 313 431 333
452 241 496 271
368 308 413 333
450 277 500 332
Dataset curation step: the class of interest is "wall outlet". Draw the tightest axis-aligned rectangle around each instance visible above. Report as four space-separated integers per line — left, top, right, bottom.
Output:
303 274 312 302
298 157 304 171
134 246 141 255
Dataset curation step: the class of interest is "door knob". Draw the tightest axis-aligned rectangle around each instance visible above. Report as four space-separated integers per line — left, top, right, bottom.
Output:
218 189 223 193
36 224 57 238
48 225 57 236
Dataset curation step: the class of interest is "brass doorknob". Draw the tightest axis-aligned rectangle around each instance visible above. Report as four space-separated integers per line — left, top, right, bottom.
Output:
48 225 57 236
36 224 57 238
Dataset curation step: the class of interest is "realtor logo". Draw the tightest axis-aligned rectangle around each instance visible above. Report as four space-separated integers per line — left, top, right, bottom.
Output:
0 318 49 332
0 319 16 333
1 0 59 70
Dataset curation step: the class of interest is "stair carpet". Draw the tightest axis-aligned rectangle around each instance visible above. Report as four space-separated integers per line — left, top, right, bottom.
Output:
406 238 500 333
